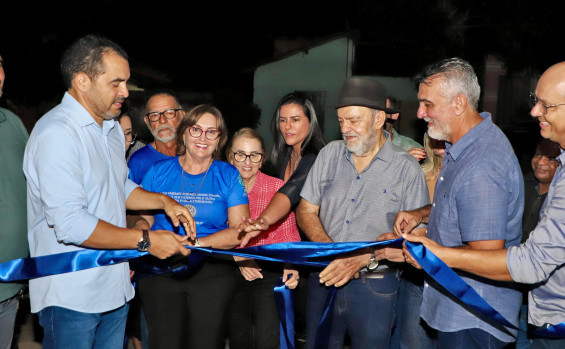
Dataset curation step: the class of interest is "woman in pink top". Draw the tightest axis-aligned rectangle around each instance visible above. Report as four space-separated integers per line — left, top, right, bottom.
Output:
226 127 300 349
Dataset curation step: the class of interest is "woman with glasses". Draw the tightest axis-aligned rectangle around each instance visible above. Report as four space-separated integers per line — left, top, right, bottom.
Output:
225 127 300 349
136 104 251 349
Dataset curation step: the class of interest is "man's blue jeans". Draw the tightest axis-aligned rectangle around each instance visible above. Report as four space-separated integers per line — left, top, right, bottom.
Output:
394 270 437 349
306 270 400 349
39 303 129 349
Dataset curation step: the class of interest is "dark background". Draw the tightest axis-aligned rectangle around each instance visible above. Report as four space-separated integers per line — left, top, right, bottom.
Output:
1 0 564 156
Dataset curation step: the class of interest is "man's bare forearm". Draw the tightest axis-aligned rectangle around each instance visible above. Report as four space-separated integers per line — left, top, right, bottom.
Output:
296 200 332 243
443 247 512 281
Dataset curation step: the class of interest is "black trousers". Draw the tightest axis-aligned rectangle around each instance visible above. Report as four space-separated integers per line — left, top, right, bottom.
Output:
137 256 235 349
228 261 282 349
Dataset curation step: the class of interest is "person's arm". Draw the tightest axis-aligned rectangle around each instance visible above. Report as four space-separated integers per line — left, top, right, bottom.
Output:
198 204 251 249
295 199 332 243
296 199 370 287
248 192 292 230
393 205 432 236
241 155 317 235
126 214 151 230
82 219 190 259
401 233 512 280
126 187 196 238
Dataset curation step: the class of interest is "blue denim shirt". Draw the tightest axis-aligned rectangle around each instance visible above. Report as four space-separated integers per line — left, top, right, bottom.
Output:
507 150 565 327
421 113 524 342
24 92 137 313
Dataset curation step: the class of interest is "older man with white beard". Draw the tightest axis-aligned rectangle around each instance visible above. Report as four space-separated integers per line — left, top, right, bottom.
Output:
127 89 185 184
296 76 430 349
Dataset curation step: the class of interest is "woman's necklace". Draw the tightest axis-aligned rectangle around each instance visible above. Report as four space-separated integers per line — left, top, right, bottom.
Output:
181 156 212 201
285 149 302 180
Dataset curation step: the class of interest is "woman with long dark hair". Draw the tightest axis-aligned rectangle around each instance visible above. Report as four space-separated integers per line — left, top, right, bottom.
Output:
242 92 326 238
240 92 326 345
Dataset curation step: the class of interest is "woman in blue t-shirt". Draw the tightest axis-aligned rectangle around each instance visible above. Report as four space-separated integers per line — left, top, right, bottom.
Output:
137 104 250 349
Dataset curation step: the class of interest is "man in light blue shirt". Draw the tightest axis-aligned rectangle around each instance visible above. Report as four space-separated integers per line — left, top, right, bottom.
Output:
23 35 195 349
401 61 565 349
393 58 523 348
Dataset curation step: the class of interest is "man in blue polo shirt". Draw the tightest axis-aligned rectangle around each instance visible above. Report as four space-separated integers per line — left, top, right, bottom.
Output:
393 57 523 348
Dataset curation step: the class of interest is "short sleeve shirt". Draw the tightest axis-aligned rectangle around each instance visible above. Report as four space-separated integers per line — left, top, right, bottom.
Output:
300 135 430 243
128 144 172 184
421 114 524 342
141 157 248 237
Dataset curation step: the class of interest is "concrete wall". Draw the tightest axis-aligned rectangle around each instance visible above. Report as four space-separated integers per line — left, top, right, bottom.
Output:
253 36 353 152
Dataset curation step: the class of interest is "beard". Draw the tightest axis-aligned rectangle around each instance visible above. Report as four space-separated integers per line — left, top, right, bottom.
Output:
426 119 451 142
343 131 377 156
150 124 176 143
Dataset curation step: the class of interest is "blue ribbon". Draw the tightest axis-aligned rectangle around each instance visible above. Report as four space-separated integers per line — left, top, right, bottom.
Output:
1 238 564 340
274 274 295 349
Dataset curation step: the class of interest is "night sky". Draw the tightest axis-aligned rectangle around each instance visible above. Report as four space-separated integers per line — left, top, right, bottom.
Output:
1 0 564 135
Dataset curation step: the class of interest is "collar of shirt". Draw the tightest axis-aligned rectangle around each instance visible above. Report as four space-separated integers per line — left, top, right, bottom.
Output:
62 92 117 135
248 170 266 199
344 130 394 171
444 112 492 162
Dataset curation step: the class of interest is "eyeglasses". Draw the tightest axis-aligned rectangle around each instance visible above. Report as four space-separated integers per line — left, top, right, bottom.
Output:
529 92 565 115
146 108 181 122
232 151 263 163
188 126 220 140
124 131 137 144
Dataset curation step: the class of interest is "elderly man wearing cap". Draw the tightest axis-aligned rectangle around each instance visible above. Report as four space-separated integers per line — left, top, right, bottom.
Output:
393 58 524 349
296 76 429 348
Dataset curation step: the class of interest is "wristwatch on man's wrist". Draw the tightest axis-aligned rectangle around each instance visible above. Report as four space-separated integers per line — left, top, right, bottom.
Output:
366 249 379 272
137 229 151 252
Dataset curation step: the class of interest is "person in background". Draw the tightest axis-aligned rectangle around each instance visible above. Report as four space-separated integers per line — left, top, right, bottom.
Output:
137 104 250 349
242 92 326 346
226 127 300 349
117 110 145 349
390 132 444 349
522 137 561 242
420 133 446 201
127 89 184 184
515 137 561 349
117 112 137 152
385 95 425 161
0 52 30 349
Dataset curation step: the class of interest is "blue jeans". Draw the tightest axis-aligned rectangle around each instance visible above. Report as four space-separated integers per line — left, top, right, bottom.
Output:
39 304 129 349
436 328 508 349
392 270 436 349
306 270 400 349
